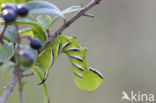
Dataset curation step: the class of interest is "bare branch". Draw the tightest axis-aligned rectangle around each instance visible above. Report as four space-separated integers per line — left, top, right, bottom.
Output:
22 72 34 78
20 35 33 41
14 22 25 103
83 13 95 18
0 24 7 44
0 74 17 103
39 0 101 53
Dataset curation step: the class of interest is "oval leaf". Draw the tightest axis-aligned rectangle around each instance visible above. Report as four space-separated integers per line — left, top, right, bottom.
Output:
37 15 52 29
25 1 64 18
0 43 14 62
0 18 46 43
50 6 82 28
2 61 14 77
0 25 17 43
0 0 14 4
62 6 82 14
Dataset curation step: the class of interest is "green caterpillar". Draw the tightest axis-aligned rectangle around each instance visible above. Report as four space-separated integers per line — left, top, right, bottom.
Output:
36 34 103 91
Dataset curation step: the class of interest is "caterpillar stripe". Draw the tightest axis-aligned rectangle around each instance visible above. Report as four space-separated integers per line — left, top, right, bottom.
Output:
37 34 103 91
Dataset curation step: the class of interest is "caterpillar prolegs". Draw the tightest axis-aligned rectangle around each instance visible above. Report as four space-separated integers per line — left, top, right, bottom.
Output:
36 34 103 91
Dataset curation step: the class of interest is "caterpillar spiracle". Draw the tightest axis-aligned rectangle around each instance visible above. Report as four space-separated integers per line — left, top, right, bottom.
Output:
36 34 103 91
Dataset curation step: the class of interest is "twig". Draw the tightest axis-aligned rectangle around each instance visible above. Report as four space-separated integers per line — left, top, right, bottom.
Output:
20 35 33 41
0 73 17 103
14 22 25 103
0 72 34 103
39 0 101 53
0 24 7 44
46 29 50 38
83 13 95 18
22 72 34 78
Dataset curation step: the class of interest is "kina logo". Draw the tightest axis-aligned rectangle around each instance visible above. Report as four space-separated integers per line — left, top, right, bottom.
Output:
121 91 155 102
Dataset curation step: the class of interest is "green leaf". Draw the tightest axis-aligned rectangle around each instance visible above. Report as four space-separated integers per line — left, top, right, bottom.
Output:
25 1 64 18
32 67 50 103
62 6 82 14
16 18 40 26
15 0 36 3
14 0 22 3
0 25 17 43
19 27 46 43
32 26 46 43
23 0 36 3
50 6 82 28
0 18 46 42
36 48 52 72
17 18 46 42
2 61 14 77
0 0 14 4
0 43 14 62
19 28 33 35
0 18 40 27
37 15 52 29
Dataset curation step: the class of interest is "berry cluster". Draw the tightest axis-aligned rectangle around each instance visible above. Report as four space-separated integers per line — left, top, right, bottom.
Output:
18 38 41 70
19 38 41 69
16 38 41 70
1 3 28 23
1 3 42 69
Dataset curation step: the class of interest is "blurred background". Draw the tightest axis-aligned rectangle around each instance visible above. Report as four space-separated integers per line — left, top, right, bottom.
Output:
0 0 156 103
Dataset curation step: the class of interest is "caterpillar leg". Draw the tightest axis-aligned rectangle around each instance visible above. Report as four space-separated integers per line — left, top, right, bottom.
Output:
38 70 49 85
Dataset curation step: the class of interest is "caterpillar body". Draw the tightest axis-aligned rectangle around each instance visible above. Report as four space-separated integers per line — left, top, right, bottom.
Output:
37 34 103 91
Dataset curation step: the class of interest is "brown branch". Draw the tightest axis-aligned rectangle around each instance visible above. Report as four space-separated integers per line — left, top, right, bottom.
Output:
0 24 7 44
20 35 33 41
22 72 34 78
83 13 95 18
14 22 25 103
0 74 17 103
0 70 32 103
39 0 101 53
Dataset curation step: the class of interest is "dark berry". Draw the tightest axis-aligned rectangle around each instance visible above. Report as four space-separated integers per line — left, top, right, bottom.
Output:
1 3 17 12
30 38 42 50
2 9 16 23
17 4 28 16
19 50 34 69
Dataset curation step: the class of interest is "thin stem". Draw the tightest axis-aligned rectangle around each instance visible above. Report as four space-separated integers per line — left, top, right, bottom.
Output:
20 35 32 41
83 13 95 18
46 29 50 38
0 24 7 44
14 22 25 103
22 72 34 78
